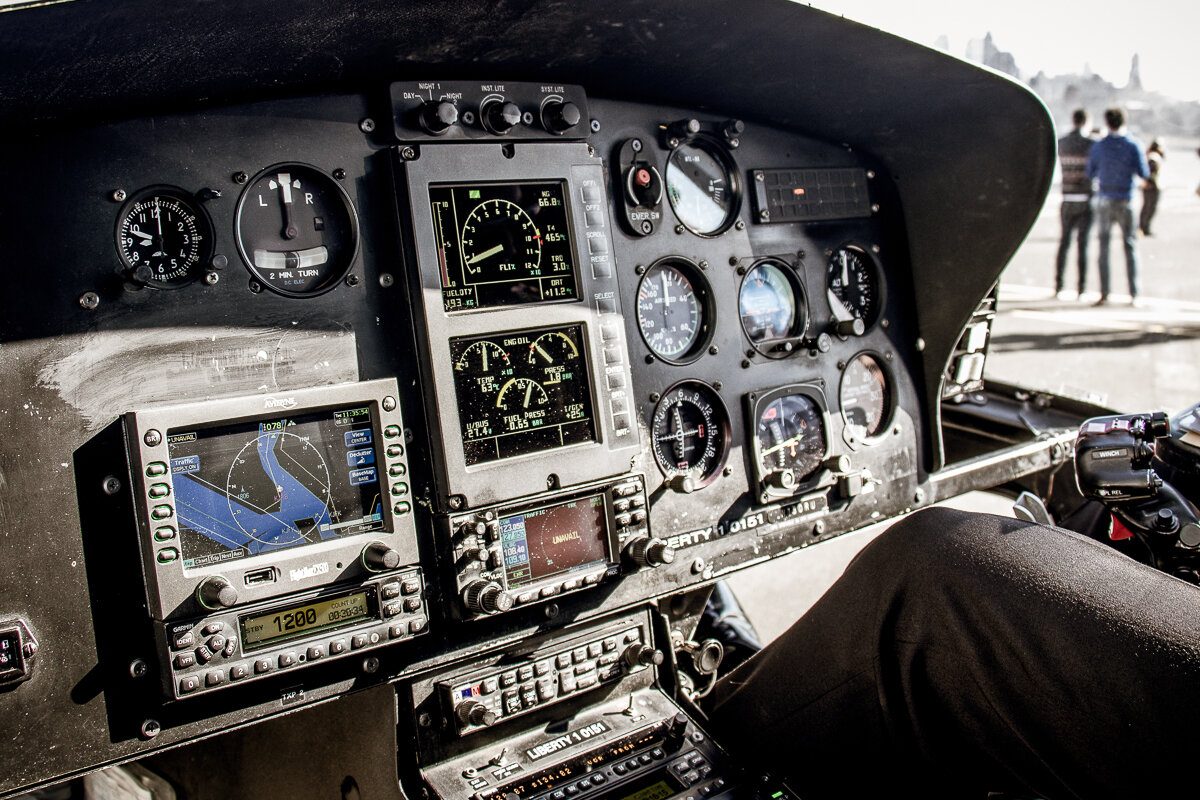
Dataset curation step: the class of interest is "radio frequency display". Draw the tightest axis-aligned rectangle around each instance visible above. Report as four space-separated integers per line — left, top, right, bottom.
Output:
430 181 579 311
166 405 385 569
450 323 596 465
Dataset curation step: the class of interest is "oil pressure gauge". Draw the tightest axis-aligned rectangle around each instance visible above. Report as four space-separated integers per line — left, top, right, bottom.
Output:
235 163 359 297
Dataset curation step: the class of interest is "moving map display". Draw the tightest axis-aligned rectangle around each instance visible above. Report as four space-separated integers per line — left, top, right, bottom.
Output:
167 405 385 569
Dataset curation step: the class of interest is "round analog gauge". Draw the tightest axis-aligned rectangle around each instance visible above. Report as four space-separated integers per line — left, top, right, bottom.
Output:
754 392 827 492
650 382 730 492
665 136 741 236
225 430 332 549
636 258 712 363
827 246 881 329
461 198 541 277
840 353 893 442
115 186 213 288
235 163 359 297
739 259 807 356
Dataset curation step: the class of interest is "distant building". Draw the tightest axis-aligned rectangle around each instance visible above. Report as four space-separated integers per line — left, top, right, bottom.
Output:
1127 54 1142 92
966 32 1020 79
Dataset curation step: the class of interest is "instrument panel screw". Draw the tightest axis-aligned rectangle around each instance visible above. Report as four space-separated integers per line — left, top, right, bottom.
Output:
399 146 417 161
736 265 747 276
734 220 746 231
914 488 926 505
728 256 739 266
203 271 220 286
740 359 751 369
587 145 596 157
755 171 765 182
544 603 559 620
448 495 465 511
143 429 162 447
359 118 376 134
640 220 653 235
674 224 685 235
871 204 880 213
814 520 827 535
382 396 397 412
102 476 122 496
713 381 722 390
690 558 706 575
723 467 733 477
881 318 890 329
645 354 655 364
345 273 360 287
708 345 719 356
128 659 148 679
698 260 709 270
139 720 161 740
631 138 642 152
649 392 661 403
871 244 881 253
333 168 347 180
379 272 395 288
232 171 248 184
110 189 126 202
634 264 646 275
590 119 601 133
362 656 380 674
248 280 263 294
667 137 680 149
78 291 100 310
418 713 433 728
797 250 807 260
866 170 876 179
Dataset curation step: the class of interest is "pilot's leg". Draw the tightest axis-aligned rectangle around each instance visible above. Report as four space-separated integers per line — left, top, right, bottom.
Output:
705 506 1200 799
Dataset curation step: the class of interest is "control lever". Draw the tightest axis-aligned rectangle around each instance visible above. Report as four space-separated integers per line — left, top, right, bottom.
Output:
664 712 689 750
1013 491 1053 526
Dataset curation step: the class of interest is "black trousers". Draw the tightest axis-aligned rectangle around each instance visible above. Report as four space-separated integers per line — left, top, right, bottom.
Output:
1054 200 1092 294
705 508 1200 799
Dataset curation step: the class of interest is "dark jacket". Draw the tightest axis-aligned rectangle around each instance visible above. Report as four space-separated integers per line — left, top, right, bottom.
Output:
1058 129 1094 201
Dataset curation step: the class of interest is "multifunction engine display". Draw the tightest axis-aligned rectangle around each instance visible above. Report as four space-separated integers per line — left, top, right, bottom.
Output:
430 181 579 312
451 324 596 465
167 405 385 569
499 494 607 588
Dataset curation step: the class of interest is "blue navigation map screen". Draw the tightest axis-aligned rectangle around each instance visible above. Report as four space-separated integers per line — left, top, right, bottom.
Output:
166 405 385 570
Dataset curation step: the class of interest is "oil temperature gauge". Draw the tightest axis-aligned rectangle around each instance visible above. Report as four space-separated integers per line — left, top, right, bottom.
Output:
235 163 359 297
650 381 730 492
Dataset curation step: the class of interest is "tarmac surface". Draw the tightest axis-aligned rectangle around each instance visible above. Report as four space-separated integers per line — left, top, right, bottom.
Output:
727 135 1200 644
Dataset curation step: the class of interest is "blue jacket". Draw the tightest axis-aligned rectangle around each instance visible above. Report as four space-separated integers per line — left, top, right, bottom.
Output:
1086 133 1149 202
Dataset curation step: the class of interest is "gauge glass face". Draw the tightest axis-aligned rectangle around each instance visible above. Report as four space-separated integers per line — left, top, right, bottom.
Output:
650 382 729 490
636 260 709 362
827 246 880 327
450 324 596 465
755 393 827 485
739 261 803 351
116 187 212 287
236 164 358 296
841 353 892 441
665 139 738 235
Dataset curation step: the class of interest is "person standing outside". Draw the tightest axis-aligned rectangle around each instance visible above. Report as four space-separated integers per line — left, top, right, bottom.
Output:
1139 140 1164 236
1087 107 1150 305
1054 109 1095 299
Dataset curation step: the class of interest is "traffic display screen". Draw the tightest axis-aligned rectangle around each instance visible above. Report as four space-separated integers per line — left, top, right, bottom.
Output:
430 181 579 311
450 323 597 465
166 405 385 569
499 494 608 588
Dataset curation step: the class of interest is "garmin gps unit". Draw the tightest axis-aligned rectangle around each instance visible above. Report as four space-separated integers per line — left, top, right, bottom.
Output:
124 379 428 699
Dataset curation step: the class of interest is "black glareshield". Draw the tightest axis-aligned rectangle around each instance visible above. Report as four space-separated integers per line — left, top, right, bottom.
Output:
124 379 419 620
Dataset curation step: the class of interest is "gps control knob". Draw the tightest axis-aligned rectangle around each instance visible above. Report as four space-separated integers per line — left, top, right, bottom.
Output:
456 700 497 728
361 541 401 573
419 100 459 134
463 580 514 615
625 537 676 569
482 99 522 134
541 100 581 134
623 643 664 669
196 576 238 610
834 318 866 337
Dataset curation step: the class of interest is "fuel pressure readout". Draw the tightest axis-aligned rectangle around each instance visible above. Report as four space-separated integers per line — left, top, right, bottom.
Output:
430 181 579 312
451 324 597 465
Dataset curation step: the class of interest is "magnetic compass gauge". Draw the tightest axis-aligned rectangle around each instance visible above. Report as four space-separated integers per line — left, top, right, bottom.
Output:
665 135 741 236
840 352 893 443
235 163 359 297
636 257 713 363
751 389 828 497
827 245 882 329
650 381 730 492
115 186 214 288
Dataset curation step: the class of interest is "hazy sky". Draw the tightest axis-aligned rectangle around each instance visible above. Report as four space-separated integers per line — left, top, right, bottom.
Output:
803 0 1200 103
